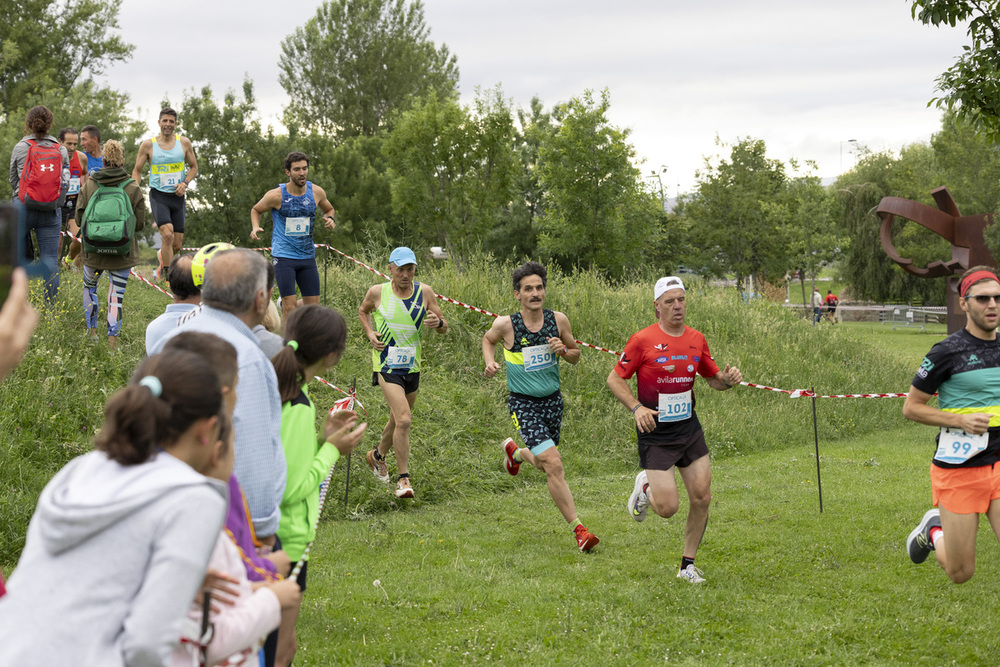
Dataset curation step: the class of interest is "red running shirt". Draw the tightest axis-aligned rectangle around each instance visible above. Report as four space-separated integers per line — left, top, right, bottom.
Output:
614 324 719 435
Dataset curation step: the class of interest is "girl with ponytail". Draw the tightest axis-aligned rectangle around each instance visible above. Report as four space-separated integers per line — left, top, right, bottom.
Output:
271 305 368 665
0 349 231 666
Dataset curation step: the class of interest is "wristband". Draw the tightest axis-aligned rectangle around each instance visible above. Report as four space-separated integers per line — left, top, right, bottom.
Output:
631 404 642 414
558 346 567 357
437 318 445 329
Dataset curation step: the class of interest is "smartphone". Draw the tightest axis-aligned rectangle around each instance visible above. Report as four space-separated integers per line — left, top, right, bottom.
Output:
0 202 52 306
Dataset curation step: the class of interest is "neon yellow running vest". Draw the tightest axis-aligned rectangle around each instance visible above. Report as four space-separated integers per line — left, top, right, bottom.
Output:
371 282 426 374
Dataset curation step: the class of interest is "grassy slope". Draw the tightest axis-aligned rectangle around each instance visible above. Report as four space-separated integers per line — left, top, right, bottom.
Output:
3 251 980 665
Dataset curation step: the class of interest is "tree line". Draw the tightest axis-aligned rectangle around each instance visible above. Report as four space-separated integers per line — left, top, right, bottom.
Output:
3 0 998 300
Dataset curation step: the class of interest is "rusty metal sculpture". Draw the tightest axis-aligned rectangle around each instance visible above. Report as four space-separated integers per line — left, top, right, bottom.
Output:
877 187 995 334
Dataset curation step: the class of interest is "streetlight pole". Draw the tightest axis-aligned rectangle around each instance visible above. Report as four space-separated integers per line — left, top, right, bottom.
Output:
840 139 858 171
647 165 667 209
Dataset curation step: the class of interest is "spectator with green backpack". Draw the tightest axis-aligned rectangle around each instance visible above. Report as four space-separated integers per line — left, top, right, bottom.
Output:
75 140 145 350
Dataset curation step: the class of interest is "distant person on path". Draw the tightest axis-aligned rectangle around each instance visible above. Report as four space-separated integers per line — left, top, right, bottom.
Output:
9 105 69 302
145 253 201 355
132 107 198 280
250 151 337 316
56 127 88 268
76 140 145 350
904 266 1000 584
359 247 448 499
606 276 742 584
812 287 823 325
483 261 599 551
825 290 839 324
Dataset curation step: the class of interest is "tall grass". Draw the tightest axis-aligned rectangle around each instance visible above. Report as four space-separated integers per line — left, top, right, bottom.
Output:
1 247 919 566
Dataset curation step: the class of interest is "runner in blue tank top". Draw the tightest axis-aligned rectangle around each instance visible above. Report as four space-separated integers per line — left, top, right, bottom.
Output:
482 261 599 552
251 151 337 315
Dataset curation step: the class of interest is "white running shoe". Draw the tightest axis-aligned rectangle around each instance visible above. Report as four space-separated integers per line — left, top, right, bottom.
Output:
677 564 705 584
627 470 649 522
395 476 414 499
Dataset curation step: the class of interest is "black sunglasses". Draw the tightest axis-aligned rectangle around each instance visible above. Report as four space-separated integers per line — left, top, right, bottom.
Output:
965 294 1000 305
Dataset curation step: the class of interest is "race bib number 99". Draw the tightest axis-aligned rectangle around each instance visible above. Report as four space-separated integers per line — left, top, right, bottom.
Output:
285 216 311 237
935 427 988 465
522 344 556 372
658 390 692 423
387 346 416 370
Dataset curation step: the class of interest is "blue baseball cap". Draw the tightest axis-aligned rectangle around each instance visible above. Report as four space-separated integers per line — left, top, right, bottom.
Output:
389 247 417 266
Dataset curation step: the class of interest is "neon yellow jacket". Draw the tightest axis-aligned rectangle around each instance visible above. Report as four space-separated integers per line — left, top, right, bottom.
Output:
276 385 340 561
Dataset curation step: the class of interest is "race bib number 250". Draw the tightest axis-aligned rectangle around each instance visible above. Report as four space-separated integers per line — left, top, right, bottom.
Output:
522 344 556 372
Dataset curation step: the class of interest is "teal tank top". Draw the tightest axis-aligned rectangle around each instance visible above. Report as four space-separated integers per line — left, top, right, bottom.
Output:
504 310 561 397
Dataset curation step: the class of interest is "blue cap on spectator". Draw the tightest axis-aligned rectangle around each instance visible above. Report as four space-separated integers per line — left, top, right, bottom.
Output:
389 247 417 266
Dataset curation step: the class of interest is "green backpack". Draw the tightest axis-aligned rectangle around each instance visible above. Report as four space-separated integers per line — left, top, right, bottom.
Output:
81 179 136 255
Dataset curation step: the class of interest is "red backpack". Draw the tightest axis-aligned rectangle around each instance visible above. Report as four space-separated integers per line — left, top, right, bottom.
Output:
18 139 65 210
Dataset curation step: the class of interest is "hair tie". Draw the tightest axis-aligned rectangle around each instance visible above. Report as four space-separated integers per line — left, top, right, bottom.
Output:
139 376 162 397
286 340 299 351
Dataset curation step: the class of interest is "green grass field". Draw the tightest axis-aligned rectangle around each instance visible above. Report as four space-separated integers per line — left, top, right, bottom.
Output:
2 250 992 666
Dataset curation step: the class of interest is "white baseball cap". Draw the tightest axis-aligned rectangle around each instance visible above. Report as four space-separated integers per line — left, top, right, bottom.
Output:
654 276 685 300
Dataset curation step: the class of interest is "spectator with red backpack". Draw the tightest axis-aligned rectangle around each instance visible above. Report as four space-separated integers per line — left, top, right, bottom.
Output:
75 140 145 350
8 105 69 302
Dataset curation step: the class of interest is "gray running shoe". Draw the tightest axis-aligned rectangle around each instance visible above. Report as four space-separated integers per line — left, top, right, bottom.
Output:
627 470 649 522
906 508 941 564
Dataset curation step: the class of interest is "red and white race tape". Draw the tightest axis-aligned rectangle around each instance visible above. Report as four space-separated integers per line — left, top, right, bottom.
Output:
739 381 909 399
141 239 920 398
314 376 367 415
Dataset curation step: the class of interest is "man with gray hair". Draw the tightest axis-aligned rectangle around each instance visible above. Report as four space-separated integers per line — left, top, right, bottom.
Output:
606 276 742 584
149 248 286 544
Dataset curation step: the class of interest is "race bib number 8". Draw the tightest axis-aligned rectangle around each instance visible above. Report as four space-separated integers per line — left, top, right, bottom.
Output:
387 346 416 370
522 344 556 372
285 216 311 237
935 427 988 465
658 390 692 423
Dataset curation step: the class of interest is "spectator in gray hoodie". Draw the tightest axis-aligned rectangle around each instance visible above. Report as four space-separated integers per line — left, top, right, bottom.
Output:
0 349 230 666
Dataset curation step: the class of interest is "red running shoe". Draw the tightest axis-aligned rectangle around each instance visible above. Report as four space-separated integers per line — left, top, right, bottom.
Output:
502 438 520 476
574 524 599 552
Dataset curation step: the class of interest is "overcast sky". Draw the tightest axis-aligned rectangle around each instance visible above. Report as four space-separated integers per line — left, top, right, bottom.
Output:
104 0 970 195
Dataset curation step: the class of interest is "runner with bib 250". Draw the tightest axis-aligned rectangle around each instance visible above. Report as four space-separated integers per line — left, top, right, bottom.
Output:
251 151 336 316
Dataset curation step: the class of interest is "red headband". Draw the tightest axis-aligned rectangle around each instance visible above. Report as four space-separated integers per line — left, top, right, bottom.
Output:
960 270 1000 298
